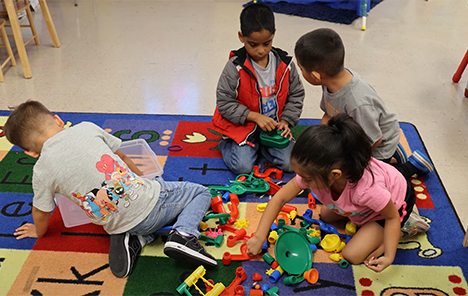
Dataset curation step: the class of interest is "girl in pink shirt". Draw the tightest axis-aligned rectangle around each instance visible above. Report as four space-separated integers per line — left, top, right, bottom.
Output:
247 113 429 272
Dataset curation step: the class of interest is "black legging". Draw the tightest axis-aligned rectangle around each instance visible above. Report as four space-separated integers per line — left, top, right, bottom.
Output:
380 157 420 180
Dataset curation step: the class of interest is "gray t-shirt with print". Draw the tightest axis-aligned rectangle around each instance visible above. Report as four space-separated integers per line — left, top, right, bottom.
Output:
32 122 161 234
320 68 400 160
252 51 278 120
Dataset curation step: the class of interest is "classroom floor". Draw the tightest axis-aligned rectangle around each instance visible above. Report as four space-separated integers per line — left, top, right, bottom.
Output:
1 0 467 236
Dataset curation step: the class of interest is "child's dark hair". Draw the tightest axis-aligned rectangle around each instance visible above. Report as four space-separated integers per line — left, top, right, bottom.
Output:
291 113 372 185
294 28 345 77
3 100 54 151
240 3 275 37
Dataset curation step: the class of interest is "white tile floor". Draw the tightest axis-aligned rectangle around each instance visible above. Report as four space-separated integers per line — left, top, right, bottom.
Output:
1 0 468 236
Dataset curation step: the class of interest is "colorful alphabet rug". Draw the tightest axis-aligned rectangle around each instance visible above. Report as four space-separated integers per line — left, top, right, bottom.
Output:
0 112 467 296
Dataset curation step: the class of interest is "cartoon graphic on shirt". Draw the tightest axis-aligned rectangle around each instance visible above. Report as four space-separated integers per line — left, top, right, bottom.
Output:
327 204 370 218
96 154 120 180
95 154 146 203
74 189 118 220
72 154 147 220
103 182 132 208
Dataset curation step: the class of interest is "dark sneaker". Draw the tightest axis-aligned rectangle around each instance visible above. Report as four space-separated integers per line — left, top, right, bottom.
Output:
163 230 217 268
408 150 434 174
393 143 408 164
108 233 144 278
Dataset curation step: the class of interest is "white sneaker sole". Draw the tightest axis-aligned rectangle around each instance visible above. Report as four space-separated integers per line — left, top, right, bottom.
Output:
412 152 434 173
164 241 217 267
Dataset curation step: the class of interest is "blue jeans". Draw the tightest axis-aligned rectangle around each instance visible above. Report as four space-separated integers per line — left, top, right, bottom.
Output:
218 130 294 175
128 176 211 244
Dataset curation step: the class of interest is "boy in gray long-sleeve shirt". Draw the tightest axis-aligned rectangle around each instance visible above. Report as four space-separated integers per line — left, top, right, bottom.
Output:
294 28 434 177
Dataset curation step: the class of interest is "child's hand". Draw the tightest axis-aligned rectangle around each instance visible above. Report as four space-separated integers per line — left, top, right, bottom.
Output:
246 235 263 256
364 256 392 272
277 120 292 140
14 223 38 240
249 113 278 132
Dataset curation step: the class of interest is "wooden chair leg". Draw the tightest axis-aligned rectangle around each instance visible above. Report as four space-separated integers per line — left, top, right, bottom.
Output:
4 0 31 78
25 6 40 45
0 25 16 67
38 0 60 48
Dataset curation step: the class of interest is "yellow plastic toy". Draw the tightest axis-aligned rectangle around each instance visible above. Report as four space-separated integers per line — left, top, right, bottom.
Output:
176 265 225 296
199 221 208 231
308 228 321 238
289 210 297 220
345 221 357 236
268 230 279 243
256 202 268 212
266 268 275 276
336 241 346 252
330 253 342 262
234 219 250 229
320 234 345 252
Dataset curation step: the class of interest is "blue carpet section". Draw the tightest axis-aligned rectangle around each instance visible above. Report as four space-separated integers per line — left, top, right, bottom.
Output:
246 0 385 24
0 192 39 250
242 261 355 293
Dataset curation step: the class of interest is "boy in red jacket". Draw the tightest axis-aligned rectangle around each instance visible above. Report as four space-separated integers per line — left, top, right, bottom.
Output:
212 3 305 175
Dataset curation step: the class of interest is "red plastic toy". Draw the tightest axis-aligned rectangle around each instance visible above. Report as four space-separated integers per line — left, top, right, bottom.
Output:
220 267 247 296
281 204 297 213
222 243 259 265
264 177 282 195
210 193 239 226
253 165 283 179
249 290 263 296
234 286 245 296
211 194 228 215
227 193 239 224
308 192 316 209
226 228 253 248
252 272 263 282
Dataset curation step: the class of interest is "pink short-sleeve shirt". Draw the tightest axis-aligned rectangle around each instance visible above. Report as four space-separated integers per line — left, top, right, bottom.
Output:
296 158 407 226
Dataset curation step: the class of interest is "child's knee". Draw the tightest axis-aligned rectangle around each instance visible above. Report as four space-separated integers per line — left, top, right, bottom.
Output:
228 161 254 175
341 247 364 265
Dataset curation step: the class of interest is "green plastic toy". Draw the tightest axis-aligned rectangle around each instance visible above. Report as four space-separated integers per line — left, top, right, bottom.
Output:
208 170 270 195
260 129 290 149
284 274 305 286
274 230 313 275
199 234 224 248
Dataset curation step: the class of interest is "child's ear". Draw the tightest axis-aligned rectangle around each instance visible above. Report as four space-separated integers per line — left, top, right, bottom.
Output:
24 150 40 158
330 169 342 180
311 71 322 83
53 115 65 128
238 31 244 43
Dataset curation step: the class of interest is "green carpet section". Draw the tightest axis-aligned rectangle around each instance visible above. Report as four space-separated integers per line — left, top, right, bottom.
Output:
291 124 311 139
124 257 242 295
0 151 36 194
